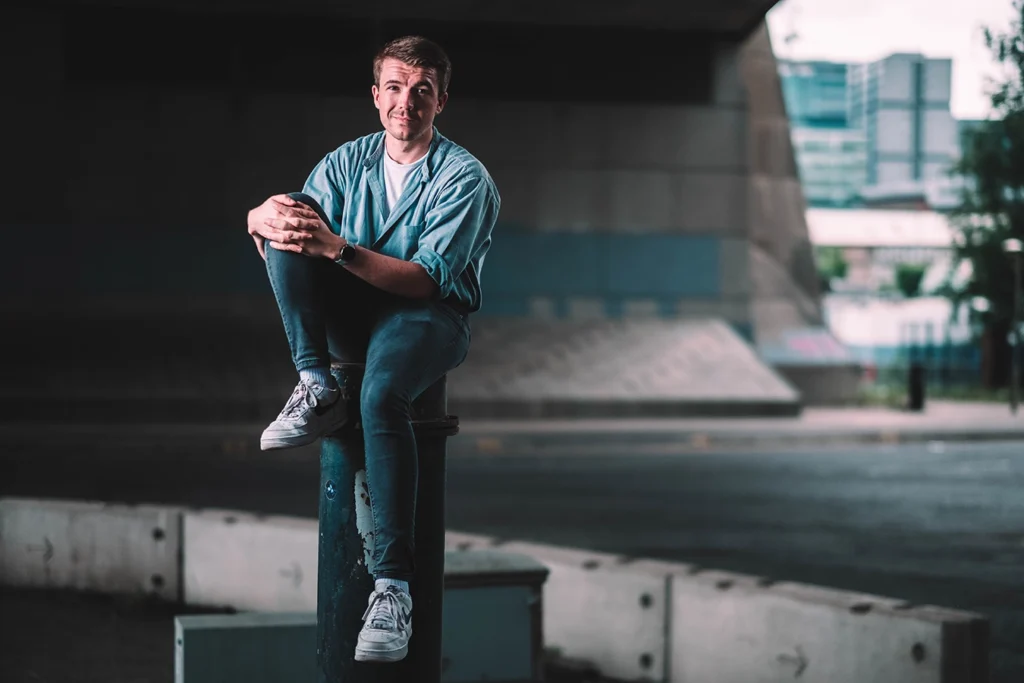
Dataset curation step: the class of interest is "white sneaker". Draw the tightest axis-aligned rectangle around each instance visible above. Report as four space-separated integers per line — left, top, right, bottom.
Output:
354 585 413 663
260 380 347 450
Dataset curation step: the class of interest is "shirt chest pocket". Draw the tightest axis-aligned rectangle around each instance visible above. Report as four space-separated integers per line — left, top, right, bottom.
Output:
378 221 426 259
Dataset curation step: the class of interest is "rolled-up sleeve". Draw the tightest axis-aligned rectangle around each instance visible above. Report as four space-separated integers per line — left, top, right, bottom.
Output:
411 170 499 299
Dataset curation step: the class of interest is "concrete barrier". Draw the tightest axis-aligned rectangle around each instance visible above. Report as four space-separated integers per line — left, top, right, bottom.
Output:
669 570 988 683
499 540 673 682
0 497 181 601
0 497 990 683
182 508 317 611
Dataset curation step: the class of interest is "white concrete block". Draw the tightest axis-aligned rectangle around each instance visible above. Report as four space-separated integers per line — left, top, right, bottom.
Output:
182 509 318 612
622 299 661 319
500 541 671 682
670 571 987 683
0 497 181 600
566 298 608 320
674 298 750 324
528 297 559 319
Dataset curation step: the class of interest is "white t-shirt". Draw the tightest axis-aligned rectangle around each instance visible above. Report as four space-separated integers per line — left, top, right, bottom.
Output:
383 150 427 213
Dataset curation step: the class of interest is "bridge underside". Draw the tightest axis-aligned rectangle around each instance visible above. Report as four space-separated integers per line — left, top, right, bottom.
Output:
45 0 780 34
3 0 859 414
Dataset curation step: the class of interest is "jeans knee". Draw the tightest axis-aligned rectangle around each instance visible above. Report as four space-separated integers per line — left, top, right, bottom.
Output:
360 377 411 426
265 242 296 267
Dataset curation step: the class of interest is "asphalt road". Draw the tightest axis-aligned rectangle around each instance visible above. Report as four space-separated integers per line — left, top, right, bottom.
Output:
2 427 1023 681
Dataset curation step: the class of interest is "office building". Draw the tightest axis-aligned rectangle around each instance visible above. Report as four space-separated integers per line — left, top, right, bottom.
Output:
780 53 963 210
848 53 960 189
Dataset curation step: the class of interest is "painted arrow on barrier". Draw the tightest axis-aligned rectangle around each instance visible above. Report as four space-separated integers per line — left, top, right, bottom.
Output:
777 645 808 677
279 562 303 588
26 537 54 563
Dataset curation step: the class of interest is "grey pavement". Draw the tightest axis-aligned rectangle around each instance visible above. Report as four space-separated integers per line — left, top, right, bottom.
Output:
3 432 1024 681
455 399 1024 450
0 400 1018 453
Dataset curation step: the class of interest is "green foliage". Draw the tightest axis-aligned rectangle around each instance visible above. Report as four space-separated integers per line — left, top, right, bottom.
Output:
816 246 848 290
950 1 1024 328
895 263 927 298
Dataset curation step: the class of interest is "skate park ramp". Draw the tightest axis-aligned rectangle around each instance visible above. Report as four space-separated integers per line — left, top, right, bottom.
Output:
448 318 801 418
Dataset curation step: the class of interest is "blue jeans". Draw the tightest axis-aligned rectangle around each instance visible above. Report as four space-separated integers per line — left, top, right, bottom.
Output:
264 195 471 581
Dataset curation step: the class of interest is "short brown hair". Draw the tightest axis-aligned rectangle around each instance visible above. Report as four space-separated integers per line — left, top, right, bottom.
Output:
373 36 451 94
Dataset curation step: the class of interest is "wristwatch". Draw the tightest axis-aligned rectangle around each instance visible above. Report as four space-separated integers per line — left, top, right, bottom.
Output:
334 242 357 265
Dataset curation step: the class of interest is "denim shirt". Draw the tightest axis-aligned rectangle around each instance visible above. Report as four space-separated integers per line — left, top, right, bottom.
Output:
302 128 500 313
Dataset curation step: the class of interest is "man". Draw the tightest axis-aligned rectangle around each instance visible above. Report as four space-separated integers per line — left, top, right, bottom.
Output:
245 35 499 664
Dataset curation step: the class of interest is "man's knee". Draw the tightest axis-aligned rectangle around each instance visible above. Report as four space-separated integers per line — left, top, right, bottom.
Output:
360 375 412 423
288 192 332 226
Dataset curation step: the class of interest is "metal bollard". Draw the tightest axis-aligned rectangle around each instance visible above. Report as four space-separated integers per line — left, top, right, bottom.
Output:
316 362 458 683
907 362 926 412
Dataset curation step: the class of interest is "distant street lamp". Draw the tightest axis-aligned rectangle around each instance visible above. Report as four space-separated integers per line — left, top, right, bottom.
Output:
1004 238 1023 415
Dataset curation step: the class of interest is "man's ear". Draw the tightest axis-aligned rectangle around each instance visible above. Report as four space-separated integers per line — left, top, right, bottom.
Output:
436 92 448 114
371 84 380 109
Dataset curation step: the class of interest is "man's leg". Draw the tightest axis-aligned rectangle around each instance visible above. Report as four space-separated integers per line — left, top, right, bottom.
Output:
260 194 375 450
354 300 470 663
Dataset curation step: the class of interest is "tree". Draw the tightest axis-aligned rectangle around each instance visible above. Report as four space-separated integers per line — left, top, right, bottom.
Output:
816 246 848 292
895 263 927 298
950 0 1024 389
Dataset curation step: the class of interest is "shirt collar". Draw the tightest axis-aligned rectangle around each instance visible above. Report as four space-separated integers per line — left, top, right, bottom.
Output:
364 127 445 181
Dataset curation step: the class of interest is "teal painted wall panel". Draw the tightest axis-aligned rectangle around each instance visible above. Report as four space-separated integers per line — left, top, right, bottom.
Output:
479 232 722 315
482 233 604 295
605 235 719 296
11 225 725 322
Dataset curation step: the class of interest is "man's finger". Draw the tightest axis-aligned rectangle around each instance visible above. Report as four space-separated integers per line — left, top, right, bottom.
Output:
263 218 313 240
273 202 320 220
269 240 303 254
270 194 297 206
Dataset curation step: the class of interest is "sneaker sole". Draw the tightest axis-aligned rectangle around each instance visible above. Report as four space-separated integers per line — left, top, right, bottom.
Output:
354 642 409 663
259 432 321 451
260 415 349 451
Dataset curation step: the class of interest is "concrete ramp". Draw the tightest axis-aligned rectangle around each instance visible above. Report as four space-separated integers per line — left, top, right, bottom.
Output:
449 318 800 418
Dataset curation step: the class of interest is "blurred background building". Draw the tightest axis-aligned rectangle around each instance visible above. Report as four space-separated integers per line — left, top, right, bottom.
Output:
778 51 986 394
780 52 971 212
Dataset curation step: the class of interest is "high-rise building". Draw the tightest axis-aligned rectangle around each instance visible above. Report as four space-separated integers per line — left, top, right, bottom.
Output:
780 53 964 210
779 60 867 207
848 54 960 188
779 60 849 127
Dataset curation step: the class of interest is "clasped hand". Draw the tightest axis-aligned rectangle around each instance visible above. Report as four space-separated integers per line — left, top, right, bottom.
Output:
247 194 342 261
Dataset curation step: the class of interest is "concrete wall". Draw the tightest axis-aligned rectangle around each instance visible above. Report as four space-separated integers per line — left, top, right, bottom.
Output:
2 5 766 330
1 3 836 366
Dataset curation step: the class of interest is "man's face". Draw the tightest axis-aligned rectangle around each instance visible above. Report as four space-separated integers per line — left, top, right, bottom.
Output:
372 58 448 143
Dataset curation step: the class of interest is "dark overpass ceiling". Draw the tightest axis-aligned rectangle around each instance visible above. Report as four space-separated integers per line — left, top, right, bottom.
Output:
43 0 781 37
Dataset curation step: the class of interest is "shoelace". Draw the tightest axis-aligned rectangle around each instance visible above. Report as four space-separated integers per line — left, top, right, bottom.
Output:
362 588 403 630
280 383 315 419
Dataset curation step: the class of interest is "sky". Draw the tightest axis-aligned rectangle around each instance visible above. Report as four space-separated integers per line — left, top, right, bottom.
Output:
765 0 1020 120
